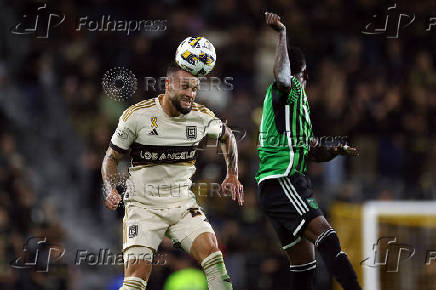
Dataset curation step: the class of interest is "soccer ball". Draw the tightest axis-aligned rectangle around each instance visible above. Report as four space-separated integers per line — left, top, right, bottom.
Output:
175 36 216 77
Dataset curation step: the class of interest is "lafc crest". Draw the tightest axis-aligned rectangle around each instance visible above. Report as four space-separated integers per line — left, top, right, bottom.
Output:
186 126 197 140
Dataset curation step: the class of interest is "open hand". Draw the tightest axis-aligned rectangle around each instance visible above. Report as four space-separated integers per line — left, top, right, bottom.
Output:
334 145 359 157
221 174 244 206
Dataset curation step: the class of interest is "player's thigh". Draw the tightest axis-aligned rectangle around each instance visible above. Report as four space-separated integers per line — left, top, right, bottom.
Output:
258 175 323 250
285 237 315 265
167 205 216 260
123 205 167 256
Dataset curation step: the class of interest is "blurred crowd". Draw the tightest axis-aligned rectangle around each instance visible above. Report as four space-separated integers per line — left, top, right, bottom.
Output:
1 0 436 289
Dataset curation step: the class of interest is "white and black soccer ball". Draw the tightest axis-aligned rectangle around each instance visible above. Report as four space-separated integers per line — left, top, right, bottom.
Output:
175 36 216 77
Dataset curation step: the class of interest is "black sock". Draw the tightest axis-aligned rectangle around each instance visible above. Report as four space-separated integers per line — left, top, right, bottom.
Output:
289 260 316 290
316 229 362 290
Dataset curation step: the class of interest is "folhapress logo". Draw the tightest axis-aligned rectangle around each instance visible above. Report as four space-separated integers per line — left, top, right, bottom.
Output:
361 236 436 272
11 3 167 38
362 3 436 38
361 237 415 272
10 236 65 272
10 3 65 38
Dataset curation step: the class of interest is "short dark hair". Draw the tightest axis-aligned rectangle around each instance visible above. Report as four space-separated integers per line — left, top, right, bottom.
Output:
166 62 183 76
289 46 306 74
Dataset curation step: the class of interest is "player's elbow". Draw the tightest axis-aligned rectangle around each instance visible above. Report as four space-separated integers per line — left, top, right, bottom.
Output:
219 125 233 143
275 79 291 93
274 70 291 88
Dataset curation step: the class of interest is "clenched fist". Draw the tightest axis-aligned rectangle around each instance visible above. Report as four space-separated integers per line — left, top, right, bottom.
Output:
105 188 122 210
265 12 285 32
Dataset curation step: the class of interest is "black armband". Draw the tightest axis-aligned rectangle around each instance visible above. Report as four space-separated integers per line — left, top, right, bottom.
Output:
109 142 128 154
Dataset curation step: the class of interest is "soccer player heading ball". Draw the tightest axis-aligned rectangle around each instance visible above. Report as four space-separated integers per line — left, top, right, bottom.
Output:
102 44 243 288
256 12 362 290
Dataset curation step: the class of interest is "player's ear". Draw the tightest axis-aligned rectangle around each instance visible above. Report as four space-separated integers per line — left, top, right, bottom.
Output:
303 69 309 81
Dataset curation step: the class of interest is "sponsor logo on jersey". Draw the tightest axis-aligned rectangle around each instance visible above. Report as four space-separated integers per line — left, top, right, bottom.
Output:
307 198 319 209
116 128 129 140
186 126 197 140
188 208 202 217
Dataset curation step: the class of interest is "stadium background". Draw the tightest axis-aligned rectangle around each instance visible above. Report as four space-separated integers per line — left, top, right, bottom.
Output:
1 0 436 289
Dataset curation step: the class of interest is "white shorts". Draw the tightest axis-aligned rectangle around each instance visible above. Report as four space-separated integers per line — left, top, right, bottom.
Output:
123 201 215 254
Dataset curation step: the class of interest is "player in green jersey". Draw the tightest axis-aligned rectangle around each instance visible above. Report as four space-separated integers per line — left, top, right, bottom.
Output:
256 12 362 290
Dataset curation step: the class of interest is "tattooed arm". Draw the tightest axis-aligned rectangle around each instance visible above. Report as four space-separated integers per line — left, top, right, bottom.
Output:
219 124 244 206
101 147 125 210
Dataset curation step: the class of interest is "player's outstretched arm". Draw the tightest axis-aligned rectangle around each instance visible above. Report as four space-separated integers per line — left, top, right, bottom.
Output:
307 138 359 162
265 12 291 93
219 124 244 206
101 147 124 210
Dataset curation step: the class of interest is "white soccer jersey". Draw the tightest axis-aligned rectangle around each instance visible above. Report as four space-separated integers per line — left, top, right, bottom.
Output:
110 95 223 208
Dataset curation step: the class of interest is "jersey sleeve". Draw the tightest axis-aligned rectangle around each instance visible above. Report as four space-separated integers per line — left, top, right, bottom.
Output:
205 117 223 139
270 79 302 105
200 107 223 139
288 76 303 103
110 113 137 153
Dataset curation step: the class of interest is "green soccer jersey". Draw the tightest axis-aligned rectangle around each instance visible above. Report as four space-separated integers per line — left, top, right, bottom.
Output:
256 77 313 184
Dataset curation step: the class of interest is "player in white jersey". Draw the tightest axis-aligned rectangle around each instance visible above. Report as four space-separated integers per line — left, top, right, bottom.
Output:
101 63 244 290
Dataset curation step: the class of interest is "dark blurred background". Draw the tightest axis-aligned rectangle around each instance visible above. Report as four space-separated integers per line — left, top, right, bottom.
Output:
1 0 436 289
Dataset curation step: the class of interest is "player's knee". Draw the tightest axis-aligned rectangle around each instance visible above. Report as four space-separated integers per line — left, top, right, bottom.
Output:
205 245 220 256
123 246 153 280
190 232 220 263
196 242 220 263
314 228 341 252
304 216 332 243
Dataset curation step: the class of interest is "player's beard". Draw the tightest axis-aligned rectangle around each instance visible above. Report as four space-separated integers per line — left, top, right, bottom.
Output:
171 96 192 115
